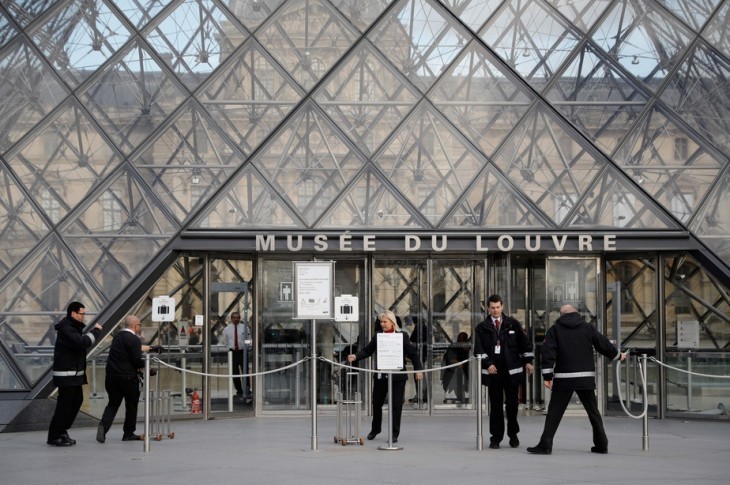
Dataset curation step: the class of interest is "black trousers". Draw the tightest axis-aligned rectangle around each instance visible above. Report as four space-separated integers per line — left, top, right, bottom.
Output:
370 377 406 437
536 388 608 451
487 369 520 443
231 350 251 395
100 376 141 436
48 385 83 440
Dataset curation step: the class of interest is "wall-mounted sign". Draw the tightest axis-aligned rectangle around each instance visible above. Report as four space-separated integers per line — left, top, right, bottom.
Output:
334 295 358 322
152 296 176 322
293 261 334 319
677 320 700 349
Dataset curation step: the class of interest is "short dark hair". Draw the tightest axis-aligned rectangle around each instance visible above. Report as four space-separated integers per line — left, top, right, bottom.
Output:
66 301 85 317
487 294 503 305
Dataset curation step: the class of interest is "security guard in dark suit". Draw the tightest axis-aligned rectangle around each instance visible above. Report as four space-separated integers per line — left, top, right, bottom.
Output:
474 294 534 449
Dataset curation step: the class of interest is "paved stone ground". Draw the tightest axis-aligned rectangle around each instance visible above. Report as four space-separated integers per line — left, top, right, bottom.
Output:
1 413 728 485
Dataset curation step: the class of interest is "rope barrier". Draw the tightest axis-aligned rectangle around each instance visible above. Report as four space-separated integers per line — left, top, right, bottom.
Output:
319 355 477 375
649 357 730 379
151 355 310 378
615 356 649 419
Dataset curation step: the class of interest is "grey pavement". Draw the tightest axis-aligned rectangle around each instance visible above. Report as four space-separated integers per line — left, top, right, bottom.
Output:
1 412 728 485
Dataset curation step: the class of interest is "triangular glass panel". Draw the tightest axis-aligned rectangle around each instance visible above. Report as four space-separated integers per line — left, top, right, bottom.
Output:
115 0 168 29
7 99 123 225
253 101 366 226
374 102 486 226
691 170 730 263
566 166 678 229
702 1 729 56
653 0 722 32
190 164 303 229
546 43 651 155
0 9 19 49
0 233 106 383
78 39 187 155
436 0 503 32
226 0 286 32
59 166 179 297
544 0 612 34
659 40 730 157
443 164 550 229
480 0 580 89
30 0 132 88
0 163 49 273
2 0 60 28
492 104 604 226
133 100 244 224
0 345 29 388
256 0 358 91
591 0 693 92
430 42 534 159
0 38 67 154
145 0 249 91
199 38 302 157
369 0 469 93
314 41 420 157
318 166 426 228
616 105 723 224
330 0 393 33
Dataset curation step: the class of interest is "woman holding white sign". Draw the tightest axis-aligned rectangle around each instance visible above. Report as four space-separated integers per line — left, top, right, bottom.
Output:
347 310 424 443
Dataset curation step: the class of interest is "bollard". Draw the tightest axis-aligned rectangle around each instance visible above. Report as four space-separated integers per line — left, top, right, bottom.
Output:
642 353 649 451
144 353 151 453
476 355 483 450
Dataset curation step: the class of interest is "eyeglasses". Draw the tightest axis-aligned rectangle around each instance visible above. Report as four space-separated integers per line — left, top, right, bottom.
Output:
76 312 86 317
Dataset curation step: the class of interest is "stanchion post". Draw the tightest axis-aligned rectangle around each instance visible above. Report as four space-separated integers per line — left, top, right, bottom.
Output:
378 373 402 451
227 351 234 412
144 353 151 453
642 353 649 451
687 355 692 411
476 355 483 450
311 319 318 451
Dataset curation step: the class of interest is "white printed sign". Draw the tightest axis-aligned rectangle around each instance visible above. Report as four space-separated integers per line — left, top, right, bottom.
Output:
334 295 358 322
376 333 404 370
677 320 700 349
152 296 176 322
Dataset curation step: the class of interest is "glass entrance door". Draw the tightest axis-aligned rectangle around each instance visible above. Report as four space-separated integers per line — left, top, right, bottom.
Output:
545 257 601 411
207 257 254 415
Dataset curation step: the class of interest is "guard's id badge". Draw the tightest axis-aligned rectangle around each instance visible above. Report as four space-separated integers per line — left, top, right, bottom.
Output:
494 343 501 354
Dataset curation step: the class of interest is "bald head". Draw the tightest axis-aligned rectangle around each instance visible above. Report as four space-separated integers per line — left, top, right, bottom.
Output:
123 315 141 329
559 304 577 315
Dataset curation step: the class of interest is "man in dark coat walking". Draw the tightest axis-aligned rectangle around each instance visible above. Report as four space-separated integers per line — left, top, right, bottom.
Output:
527 304 626 455
47 301 102 446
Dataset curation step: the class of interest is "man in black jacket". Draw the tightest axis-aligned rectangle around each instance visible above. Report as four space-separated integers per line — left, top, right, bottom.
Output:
527 304 626 455
474 294 534 449
97 315 150 443
47 301 102 446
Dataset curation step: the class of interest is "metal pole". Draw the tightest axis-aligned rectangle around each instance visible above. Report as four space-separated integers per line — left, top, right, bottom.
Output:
476 356 483 450
687 355 692 411
228 351 234 412
642 353 649 451
311 319 318 451
378 373 402 450
144 352 151 453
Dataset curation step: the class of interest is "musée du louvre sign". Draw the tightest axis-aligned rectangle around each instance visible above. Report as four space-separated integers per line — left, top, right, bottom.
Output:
254 233 620 253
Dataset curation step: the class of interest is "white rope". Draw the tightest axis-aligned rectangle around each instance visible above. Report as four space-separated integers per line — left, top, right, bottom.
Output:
151 355 309 378
319 355 477 375
650 357 730 379
615 357 649 419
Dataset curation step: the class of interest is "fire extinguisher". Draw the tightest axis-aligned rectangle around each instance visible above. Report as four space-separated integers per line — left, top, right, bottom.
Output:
191 388 201 414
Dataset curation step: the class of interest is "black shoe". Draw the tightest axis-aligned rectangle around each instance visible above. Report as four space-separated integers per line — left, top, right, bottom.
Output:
489 442 500 449
527 446 551 455
591 446 608 454
366 431 378 440
122 434 141 441
392 437 398 443
62 433 76 445
47 437 73 447
96 425 106 444
509 437 519 448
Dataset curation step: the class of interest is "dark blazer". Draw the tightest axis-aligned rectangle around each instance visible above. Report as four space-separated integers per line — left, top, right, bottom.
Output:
354 331 424 381
473 314 533 386
106 329 144 378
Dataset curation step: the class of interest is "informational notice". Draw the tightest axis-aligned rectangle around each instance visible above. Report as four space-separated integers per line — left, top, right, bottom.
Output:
677 320 700 349
294 261 333 319
376 333 404 370
151 296 175 322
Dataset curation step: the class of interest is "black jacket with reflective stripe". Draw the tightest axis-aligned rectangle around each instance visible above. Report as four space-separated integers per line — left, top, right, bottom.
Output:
541 312 619 391
52 316 100 387
473 314 533 386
